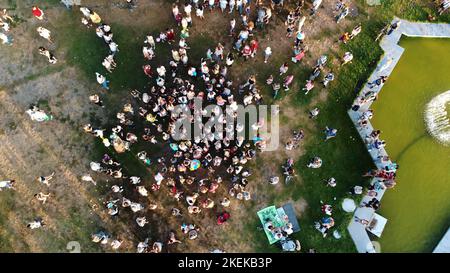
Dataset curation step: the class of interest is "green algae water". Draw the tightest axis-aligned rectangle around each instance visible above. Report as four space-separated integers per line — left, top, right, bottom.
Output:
371 37 450 252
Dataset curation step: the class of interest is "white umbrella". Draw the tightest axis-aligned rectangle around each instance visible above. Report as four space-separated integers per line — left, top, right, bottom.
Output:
333 230 342 239
342 198 356 212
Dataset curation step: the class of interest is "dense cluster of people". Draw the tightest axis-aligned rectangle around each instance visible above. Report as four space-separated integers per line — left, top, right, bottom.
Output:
82 1 282 252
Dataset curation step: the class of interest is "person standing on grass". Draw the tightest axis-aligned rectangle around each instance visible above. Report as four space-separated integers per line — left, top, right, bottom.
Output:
0 179 15 191
38 172 55 187
295 30 305 47
1 9 14 23
283 74 294 91
102 56 115 73
326 177 337 187
292 46 306 63
349 185 363 195
264 46 272 63
350 24 362 39
111 239 122 250
38 47 57 64
26 106 53 122
0 32 12 45
168 231 182 244
184 2 192 17
172 3 179 20
109 41 118 54
322 72 334 87
311 0 322 15
96 72 110 90
27 218 45 229
196 5 204 19
302 80 314 95
219 0 228 12
229 0 236 13
250 39 258 58
35 192 50 204
142 46 154 60
214 43 225 61
336 4 349 24
81 174 96 185
226 51 234 66
89 94 104 107
229 18 236 36
309 107 320 119
438 0 450 15
339 32 350 44
341 51 353 65
208 0 215 11
32 6 45 20
307 157 322 168
237 0 243 15
143 64 153 78
324 126 338 141
0 19 10 33
37 27 53 43
279 62 289 75
241 44 252 60
89 10 101 24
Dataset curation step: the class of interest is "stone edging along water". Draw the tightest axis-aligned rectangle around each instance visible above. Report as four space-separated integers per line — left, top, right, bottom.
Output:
346 18 450 253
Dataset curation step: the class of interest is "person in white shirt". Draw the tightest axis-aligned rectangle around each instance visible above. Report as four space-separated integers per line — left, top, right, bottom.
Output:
37 26 53 43
264 46 272 63
0 179 15 191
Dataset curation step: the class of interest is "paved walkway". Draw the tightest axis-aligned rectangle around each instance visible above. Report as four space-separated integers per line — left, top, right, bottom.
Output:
347 18 450 253
433 227 450 253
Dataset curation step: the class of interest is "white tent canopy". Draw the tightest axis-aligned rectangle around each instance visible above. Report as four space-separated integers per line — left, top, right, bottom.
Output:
367 213 388 238
342 198 357 212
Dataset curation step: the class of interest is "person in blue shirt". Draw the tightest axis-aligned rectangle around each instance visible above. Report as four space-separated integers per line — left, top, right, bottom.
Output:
324 126 337 141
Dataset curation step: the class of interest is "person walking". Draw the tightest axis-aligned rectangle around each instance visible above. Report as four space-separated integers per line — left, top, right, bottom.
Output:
96 72 110 90
264 46 272 63
32 6 45 20
37 27 53 43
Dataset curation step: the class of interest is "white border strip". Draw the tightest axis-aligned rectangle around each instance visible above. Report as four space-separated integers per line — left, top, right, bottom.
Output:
346 18 450 253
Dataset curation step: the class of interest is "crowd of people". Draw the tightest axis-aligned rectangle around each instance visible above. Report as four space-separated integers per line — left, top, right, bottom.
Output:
82 0 355 250
2 0 437 253
82 1 280 252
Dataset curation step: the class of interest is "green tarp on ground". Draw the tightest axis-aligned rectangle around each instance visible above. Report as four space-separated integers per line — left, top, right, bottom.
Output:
257 206 286 244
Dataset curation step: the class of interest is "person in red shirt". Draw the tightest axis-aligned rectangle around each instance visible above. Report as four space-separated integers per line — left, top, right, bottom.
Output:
217 212 230 225
166 28 175 43
249 39 259 58
32 6 44 20
241 44 252 60
175 13 182 25
143 65 153 78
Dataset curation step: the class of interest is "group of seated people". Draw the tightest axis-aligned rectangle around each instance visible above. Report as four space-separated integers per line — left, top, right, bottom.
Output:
264 218 294 242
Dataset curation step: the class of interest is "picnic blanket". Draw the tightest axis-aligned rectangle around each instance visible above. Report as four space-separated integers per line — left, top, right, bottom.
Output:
257 206 286 244
282 203 301 233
